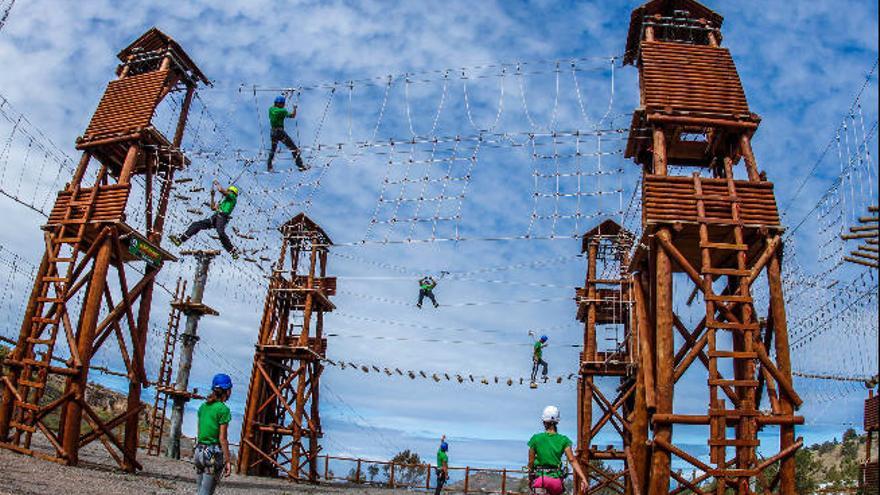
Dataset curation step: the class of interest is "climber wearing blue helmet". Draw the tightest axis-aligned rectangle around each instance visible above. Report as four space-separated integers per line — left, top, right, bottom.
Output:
530 334 549 387
193 373 234 495
434 435 449 495
267 94 307 172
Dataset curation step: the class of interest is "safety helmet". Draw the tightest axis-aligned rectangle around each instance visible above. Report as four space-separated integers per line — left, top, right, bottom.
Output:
440 441 449 452
211 373 233 390
540 335 548 343
228 185 239 195
274 95 286 105
541 405 560 423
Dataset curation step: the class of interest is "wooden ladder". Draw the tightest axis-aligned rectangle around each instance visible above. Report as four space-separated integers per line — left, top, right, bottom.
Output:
10 178 105 444
146 278 187 456
693 172 760 481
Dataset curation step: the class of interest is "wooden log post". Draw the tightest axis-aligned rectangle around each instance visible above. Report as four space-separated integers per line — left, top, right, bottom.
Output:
579 238 599 489
61 238 114 465
630 322 650 495
768 252 796 495
652 128 667 175
464 466 470 494
648 230 674 495
739 134 761 182
426 464 432 490
634 272 656 411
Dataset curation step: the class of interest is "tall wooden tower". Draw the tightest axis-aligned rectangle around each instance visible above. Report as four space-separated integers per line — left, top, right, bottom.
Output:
575 219 637 495
0 28 208 470
623 1 803 494
238 213 336 480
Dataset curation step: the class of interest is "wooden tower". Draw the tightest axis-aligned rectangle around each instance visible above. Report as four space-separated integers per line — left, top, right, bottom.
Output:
623 1 803 493
575 219 637 495
238 213 336 480
0 28 207 470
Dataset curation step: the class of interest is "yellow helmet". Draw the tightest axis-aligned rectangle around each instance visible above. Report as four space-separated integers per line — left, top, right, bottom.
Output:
228 185 239 195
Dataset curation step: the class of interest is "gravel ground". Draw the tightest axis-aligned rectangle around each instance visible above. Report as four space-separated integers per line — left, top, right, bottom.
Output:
0 440 411 495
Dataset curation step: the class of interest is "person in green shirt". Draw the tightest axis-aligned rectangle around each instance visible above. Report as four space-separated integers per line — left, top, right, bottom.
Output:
434 435 449 495
417 276 439 308
530 335 549 386
193 373 233 495
169 181 240 259
527 406 587 495
267 94 307 172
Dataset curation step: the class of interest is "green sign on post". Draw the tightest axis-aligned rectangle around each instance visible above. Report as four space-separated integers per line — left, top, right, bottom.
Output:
128 238 163 268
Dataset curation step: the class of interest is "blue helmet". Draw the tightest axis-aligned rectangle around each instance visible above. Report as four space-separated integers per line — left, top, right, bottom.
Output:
440 441 449 452
540 335 548 343
211 373 233 390
274 95 286 105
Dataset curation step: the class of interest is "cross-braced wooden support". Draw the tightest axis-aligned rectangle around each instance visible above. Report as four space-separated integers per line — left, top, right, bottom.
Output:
0 28 208 470
622 2 803 493
238 213 336 480
574 219 637 495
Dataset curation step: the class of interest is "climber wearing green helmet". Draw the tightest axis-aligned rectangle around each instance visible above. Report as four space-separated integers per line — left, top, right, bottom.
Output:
169 180 240 259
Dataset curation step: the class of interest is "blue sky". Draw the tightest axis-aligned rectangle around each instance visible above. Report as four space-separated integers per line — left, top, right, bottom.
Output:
0 0 878 474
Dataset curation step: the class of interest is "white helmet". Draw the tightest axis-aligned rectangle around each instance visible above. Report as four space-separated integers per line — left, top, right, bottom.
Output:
541 405 560 423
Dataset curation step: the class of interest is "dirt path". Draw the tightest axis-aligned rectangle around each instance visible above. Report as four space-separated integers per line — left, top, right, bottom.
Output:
0 443 409 495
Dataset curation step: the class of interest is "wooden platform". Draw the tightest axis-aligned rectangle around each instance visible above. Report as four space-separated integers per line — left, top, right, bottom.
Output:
639 41 751 120
271 277 336 312
580 351 631 376
257 337 328 361
643 175 780 227
42 218 177 266
75 69 188 176
575 287 630 324
46 184 131 226
170 300 218 316
632 174 782 271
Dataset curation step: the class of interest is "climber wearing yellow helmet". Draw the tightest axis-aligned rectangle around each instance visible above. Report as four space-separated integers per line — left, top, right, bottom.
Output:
170 180 241 259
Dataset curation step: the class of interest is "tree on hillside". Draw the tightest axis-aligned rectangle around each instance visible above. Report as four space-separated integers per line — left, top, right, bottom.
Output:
755 448 820 494
382 449 426 486
367 463 380 482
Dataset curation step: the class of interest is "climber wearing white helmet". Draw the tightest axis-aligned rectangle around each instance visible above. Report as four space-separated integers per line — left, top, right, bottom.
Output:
527 405 587 495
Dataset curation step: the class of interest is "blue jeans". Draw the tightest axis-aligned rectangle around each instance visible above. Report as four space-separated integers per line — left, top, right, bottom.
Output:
181 212 236 253
418 289 438 307
194 443 224 495
531 359 548 381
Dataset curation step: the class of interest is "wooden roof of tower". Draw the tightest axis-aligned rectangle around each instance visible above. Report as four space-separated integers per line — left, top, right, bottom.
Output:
280 213 333 245
117 27 210 85
581 218 632 253
624 0 723 66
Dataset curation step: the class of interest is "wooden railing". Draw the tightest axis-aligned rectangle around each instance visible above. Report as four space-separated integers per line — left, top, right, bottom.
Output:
315 454 534 494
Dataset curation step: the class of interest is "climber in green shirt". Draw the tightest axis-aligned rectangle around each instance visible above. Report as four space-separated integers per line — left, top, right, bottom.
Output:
417 276 439 308
267 94 307 172
527 406 587 495
169 181 240 259
193 373 233 495
530 335 549 386
434 435 449 495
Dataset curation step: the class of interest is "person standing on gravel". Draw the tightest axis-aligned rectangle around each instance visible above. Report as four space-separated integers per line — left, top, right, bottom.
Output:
434 435 449 495
193 373 234 495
